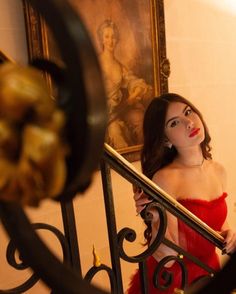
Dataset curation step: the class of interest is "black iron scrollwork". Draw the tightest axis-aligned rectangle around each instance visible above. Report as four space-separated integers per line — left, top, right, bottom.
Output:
117 202 167 263
25 0 107 200
1 223 71 293
85 264 117 293
0 0 108 292
0 201 108 294
152 255 187 291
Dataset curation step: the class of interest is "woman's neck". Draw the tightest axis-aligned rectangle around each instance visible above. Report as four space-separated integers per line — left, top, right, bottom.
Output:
175 147 205 168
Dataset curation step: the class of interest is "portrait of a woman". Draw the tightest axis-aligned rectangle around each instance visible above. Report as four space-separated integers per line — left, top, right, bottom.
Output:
97 19 153 150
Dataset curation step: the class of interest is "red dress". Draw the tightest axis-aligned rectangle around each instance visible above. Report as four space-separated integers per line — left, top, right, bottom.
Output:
127 193 227 294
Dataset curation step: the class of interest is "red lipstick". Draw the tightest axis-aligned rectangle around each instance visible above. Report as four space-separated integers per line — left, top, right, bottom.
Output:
189 128 200 137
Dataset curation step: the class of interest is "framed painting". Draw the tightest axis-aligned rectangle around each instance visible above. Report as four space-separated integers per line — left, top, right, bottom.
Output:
22 0 169 162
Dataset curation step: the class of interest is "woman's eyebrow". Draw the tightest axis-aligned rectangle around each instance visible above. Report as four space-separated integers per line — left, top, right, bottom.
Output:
165 105 189 127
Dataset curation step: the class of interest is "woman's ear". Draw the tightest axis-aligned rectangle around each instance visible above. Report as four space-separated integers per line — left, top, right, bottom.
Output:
164 138 172 149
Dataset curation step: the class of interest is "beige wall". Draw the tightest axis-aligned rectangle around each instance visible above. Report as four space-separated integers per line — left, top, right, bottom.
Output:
165 0 236 230
0 0 28 63
0 0 236 293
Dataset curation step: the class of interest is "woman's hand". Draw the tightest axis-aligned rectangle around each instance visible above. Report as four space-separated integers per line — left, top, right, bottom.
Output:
221 229 236 255
133 185 152 215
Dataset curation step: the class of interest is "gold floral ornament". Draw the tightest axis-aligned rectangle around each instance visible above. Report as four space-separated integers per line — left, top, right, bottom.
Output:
0 62 68 206
92 245 101 267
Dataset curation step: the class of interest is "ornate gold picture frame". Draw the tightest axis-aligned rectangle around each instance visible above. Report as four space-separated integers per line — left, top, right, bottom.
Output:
22 0 169 162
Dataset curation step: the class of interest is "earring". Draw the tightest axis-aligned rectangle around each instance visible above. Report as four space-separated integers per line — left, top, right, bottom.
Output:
164 139 172 149
165 142 172 149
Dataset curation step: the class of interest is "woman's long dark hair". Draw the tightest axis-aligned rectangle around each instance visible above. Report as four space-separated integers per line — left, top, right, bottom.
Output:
141 93 212 244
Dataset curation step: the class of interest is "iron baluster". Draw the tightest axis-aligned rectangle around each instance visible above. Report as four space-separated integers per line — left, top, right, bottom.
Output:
100 159 123 294
60 200 82 276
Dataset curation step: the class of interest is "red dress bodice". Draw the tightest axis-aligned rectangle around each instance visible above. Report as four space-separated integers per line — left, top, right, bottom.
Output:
127 193 227 294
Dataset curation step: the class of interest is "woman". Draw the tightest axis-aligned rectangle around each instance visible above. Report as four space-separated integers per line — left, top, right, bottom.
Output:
97 19 153 149
127 93 236 293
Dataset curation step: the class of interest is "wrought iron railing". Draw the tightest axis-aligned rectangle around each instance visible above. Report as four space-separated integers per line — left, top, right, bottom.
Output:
0 0 236 293
0 143 228 294
101 143 226 293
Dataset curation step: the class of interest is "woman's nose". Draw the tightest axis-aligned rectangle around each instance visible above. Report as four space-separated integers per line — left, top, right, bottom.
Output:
185 118 194 129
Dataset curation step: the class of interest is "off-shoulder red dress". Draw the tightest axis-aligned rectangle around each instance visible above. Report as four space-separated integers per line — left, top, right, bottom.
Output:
127 193 227 294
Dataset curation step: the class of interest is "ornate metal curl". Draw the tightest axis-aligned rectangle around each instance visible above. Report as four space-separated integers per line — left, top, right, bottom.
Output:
117 202 167 263
0 201 108 294
1 222 70 293
0 275 39 294
0 0 108 292
84 264 117 293
153 255 187 291
25 0 107 200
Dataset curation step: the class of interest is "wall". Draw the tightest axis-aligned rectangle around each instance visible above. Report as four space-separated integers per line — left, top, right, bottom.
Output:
165 0 236 231
0 0 28 64
0 0 236 293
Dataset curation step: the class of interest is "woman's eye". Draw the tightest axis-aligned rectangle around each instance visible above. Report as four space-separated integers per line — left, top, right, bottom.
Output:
170 120 179 128
185 108 192 116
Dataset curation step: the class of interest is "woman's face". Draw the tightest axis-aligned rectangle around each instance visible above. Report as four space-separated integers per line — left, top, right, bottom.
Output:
164 102 205 149
102 26 117 52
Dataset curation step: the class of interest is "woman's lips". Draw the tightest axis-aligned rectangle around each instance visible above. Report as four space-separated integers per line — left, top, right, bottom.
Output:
189 128 200 137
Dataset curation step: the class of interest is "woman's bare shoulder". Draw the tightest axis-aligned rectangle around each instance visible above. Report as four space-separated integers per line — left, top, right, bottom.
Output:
152 165 180 197
208 160 227 189
209 160 227 176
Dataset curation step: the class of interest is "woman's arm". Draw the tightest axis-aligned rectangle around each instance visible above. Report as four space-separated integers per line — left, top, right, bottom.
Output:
151 210 179 267
133 169 180 267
